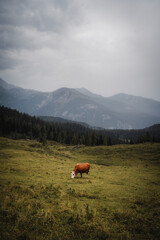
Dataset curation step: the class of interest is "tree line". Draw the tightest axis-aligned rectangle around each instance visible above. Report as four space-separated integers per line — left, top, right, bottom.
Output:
0 106 112 145
0 105 159 145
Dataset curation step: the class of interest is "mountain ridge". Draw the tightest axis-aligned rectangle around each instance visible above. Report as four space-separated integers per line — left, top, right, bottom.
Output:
0 79 160 129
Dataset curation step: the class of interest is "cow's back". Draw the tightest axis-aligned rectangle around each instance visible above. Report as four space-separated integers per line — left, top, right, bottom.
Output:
74 163 90 173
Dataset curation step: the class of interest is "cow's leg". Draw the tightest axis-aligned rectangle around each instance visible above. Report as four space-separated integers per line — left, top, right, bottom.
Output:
80 173 82 178
86 172 88 178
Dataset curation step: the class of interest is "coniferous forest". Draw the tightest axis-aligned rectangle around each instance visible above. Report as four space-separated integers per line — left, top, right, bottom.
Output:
0 105 160 145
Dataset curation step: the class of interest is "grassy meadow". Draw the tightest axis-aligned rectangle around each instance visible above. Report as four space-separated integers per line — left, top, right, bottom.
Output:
0 137 160 240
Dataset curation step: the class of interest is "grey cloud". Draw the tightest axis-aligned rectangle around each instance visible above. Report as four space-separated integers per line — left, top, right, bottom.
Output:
0 0 83 52
0 0 160 101
0 26 28 50
0 50 22 70
0 25 62 51
0 0 82 32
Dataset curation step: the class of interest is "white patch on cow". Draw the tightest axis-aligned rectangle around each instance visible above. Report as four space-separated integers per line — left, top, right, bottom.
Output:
71 171 76 178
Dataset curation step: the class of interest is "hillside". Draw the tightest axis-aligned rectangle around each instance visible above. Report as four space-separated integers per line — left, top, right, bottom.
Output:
0 78 160 129
0 137 160 239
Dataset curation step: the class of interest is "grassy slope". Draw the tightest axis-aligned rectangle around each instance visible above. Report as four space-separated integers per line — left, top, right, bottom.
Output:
0 137 160 240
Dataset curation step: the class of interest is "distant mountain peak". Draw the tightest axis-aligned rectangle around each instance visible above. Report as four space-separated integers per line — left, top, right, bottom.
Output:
53 87 83 98
77 87 91 92
76 87 103 98
54 87 76 93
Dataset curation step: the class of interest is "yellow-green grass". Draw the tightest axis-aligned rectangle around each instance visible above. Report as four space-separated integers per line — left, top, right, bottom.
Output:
0 137 160 239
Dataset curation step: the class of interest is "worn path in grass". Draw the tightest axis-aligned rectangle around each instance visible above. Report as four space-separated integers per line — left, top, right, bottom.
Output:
0 137 160 239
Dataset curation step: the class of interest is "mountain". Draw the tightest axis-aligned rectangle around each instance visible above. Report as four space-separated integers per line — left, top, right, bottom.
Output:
39 116 92 129
0 78 160 129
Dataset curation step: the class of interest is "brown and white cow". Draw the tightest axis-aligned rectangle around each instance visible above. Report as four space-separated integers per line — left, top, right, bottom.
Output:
71 163 90 178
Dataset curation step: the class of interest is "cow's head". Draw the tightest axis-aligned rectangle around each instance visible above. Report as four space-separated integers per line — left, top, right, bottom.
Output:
71 171 76 178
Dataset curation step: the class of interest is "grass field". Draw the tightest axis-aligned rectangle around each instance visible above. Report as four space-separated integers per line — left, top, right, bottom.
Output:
0 137 160 240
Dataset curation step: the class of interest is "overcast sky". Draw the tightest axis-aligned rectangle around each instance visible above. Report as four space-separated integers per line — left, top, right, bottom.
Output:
0 0 160 100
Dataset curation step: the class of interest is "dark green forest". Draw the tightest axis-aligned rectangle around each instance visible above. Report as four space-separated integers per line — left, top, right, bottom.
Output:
0 105 160 145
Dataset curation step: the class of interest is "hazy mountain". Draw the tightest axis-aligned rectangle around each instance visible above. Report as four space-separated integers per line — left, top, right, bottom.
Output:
77 88 160 117
39 115 92 129
0 79 160 129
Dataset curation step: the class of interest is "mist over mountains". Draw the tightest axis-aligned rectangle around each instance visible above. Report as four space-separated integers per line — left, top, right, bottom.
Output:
0 79 160 129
